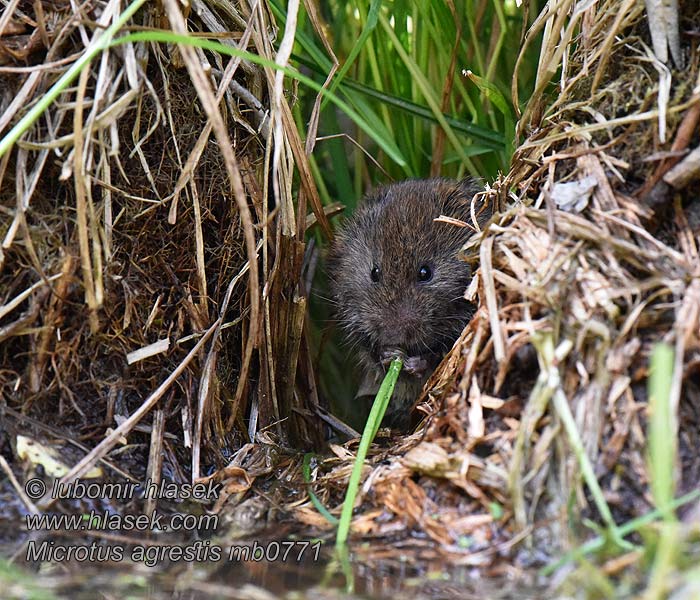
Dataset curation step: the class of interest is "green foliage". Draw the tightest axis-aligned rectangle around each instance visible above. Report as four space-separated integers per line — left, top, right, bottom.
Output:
281 0 540 202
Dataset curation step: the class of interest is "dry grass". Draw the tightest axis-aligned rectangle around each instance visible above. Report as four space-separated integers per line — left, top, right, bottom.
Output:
0 0 326 500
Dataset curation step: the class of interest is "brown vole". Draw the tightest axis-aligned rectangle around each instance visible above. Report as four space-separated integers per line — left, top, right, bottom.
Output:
327 178 489 429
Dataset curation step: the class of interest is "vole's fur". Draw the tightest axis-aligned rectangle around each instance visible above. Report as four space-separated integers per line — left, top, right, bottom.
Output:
327 178 489 429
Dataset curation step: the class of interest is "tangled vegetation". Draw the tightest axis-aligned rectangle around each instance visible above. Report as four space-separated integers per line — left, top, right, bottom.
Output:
1 0 699 598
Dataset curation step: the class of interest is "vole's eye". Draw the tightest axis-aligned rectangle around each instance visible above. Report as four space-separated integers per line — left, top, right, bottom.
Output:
417 264 433 282
370 265 381 283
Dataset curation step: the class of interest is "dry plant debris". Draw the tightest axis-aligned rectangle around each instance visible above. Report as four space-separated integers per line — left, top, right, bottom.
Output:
0 0 324 515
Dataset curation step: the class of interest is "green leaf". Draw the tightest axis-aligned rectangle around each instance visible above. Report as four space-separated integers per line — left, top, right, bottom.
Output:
0 0 149 158
463 69 513 118
648 343 676 521
111 31 407 168
321 0 382 111
335 357 403 548
303 453 339 525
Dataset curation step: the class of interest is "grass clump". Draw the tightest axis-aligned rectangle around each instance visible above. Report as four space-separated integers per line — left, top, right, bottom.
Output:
285 0 539 204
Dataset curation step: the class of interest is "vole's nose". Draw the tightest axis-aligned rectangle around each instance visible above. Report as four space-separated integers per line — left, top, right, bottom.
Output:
379 304 419 348
379 328 406 347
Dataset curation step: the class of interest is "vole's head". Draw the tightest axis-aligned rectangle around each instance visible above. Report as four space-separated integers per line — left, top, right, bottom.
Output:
328 178 488 372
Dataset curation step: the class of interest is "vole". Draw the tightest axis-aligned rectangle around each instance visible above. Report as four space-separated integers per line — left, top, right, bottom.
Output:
327 178 490 430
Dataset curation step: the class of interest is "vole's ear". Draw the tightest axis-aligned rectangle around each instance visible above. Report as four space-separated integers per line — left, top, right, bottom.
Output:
444 177 493 231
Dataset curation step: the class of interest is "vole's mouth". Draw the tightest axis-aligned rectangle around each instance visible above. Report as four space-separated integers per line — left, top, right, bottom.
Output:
379 348 430 377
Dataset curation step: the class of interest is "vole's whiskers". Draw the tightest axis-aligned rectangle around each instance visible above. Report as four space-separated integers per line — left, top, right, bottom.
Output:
314 292 338 304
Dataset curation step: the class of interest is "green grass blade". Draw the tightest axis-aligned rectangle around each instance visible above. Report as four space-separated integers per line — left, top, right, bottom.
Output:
269 1 412 172
292 47 506 148
552 385 633 551
531 333 631 552
315 110 354 203
335 357 403 548
110 31 407 167
0 0 148 159
320 0 382 111
302 453 340 525
336 75 505 148
339 93 415 176
0 28 408 168
377 12 476 172
270 0 328 69
540 488 700 576
648 343 676 520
